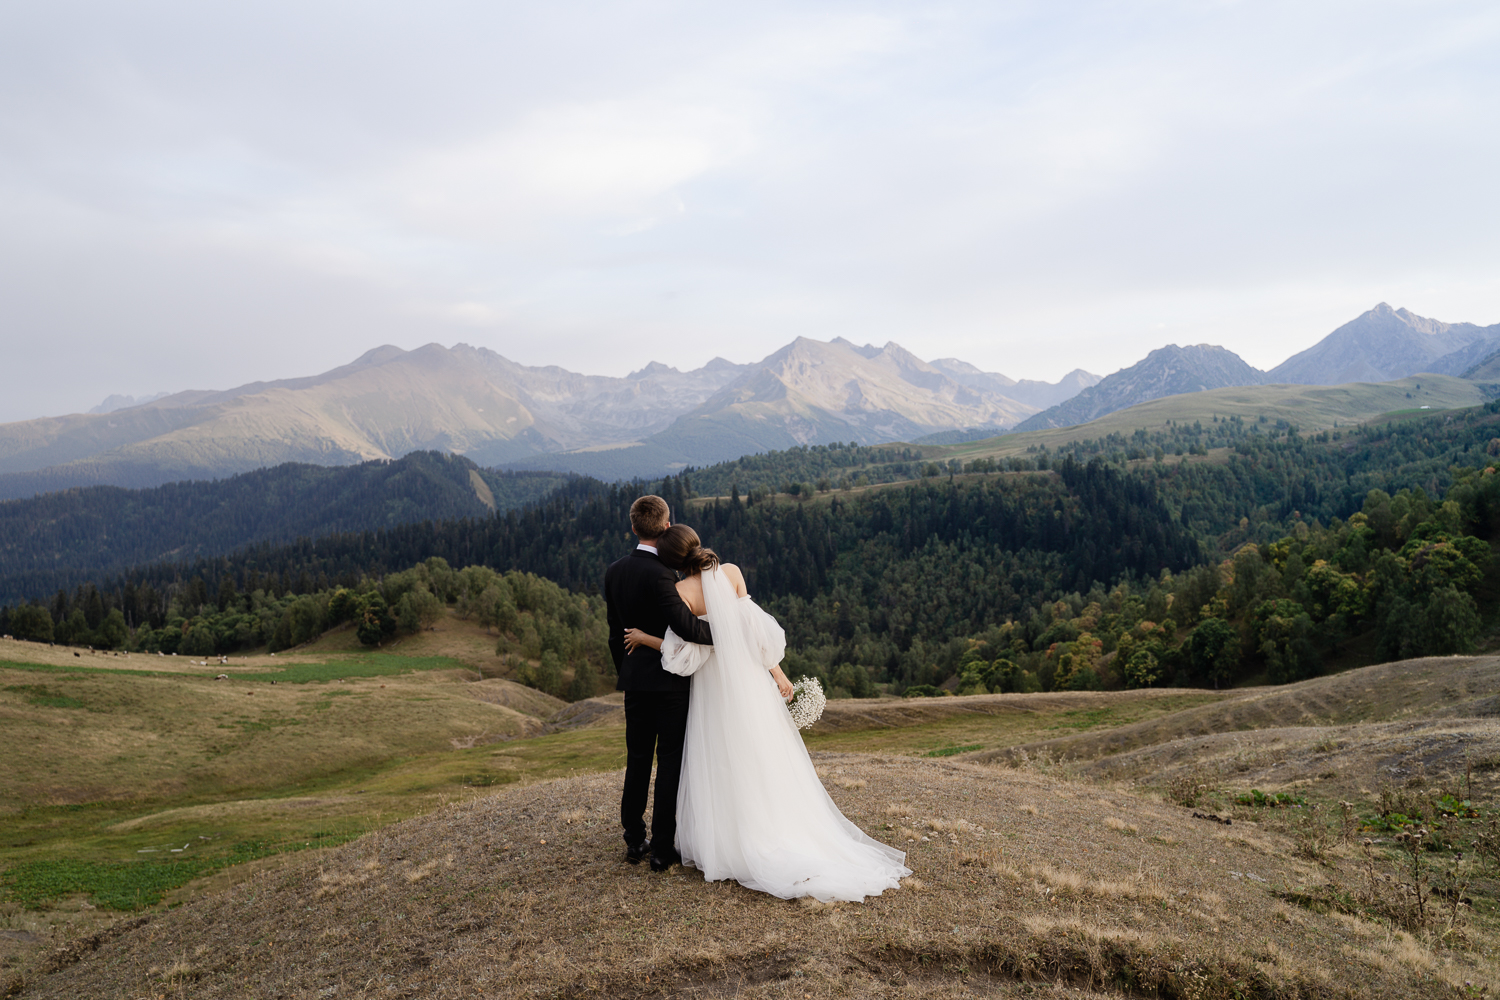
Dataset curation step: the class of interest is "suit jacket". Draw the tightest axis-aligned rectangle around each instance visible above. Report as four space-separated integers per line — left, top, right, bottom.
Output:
605 548 714 692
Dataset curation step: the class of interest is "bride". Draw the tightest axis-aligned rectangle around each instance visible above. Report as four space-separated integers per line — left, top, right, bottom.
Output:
623 524 910 902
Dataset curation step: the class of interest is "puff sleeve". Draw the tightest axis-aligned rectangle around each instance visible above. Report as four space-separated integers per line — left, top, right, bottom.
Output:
739 596 787 669
659 626 714 677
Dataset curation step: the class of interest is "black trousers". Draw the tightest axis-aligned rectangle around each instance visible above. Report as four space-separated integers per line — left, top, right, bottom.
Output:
620 690 690 855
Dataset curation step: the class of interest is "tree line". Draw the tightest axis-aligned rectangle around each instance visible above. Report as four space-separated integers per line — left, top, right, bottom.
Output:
4 556 611 701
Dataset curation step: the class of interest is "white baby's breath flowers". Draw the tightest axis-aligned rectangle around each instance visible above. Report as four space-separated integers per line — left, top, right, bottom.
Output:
786 676 826 729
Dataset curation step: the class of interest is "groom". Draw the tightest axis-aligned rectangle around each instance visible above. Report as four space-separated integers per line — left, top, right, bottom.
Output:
605 495 714 872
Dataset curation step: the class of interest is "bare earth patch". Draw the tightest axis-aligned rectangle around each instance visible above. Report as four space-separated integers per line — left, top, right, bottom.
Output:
12 757 1492 999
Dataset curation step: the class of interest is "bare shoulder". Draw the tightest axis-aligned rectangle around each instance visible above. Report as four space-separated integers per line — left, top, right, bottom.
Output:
720 563 748 597
676 574 707 616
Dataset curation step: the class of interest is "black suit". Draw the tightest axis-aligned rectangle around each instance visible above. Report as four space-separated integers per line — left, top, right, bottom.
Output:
605 547 713 858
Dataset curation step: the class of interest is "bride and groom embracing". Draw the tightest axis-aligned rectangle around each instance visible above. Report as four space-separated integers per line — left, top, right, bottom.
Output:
603 494 910 902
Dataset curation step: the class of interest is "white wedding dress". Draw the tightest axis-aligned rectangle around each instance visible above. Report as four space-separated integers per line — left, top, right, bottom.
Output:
659 567 910 902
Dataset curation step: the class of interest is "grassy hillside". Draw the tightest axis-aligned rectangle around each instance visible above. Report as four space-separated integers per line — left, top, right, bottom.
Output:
4 648 1498 997
948 374 1487 464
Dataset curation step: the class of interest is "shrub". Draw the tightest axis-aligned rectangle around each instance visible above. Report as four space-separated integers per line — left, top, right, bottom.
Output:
181 623 218 656
903 684 945 698
355 594 397 646
1122 649 1161 688
9 604 54 643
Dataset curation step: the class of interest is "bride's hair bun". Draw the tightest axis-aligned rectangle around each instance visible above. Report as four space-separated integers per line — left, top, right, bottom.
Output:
658 524 719 575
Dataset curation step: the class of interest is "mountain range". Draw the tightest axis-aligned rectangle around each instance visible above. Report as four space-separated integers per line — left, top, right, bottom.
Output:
1011 303 1500 432
2 301 1496 498
0 338 1092 499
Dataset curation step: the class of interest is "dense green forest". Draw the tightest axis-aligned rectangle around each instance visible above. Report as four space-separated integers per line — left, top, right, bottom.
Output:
0 452 571 605
4 556 611 700
6 401 1500 700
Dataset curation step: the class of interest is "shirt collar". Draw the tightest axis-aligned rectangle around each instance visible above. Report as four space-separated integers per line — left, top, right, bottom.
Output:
636 542 659 555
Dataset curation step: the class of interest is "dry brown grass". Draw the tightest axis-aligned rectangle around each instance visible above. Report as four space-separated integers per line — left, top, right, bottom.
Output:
978 656 1500 771
809 686 1232 737
12 756 1493 999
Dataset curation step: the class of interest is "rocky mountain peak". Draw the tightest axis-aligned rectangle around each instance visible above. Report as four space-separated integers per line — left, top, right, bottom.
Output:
1013 344 1263 432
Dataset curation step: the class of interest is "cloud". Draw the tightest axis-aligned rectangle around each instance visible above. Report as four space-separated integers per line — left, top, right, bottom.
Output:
386 99 753 238
0 1 1498 421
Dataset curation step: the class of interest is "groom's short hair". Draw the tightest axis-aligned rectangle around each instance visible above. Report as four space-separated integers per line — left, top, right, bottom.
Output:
630 495 671 540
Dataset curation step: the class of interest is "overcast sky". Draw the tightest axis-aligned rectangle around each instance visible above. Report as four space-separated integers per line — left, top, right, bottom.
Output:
2 1 1498 422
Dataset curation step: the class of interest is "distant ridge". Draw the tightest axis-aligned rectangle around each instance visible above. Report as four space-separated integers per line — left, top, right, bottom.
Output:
928 361 1101 409
1012 344 1266 432
88 392 170 415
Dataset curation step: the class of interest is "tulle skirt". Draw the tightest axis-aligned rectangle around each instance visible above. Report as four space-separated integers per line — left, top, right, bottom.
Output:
666 571 910 902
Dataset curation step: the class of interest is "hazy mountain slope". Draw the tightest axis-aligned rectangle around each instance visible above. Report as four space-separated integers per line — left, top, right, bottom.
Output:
508 338 1065 476
1267 303 1500 384
453 346 748 447
88 392 169 414
688 337 1037 441
1430 334 1500 376
1012 344 1266 432
1004 369 1103 409
0 345 747 498
1462 350 1500 382
0 452 571 605
929 359 1101 408
0 346 549 498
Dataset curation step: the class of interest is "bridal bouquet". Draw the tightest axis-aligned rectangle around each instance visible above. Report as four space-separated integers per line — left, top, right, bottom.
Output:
786 676 826 729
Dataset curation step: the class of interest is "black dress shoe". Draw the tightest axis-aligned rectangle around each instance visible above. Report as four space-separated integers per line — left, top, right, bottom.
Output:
625 838 651 865
649 848 681 873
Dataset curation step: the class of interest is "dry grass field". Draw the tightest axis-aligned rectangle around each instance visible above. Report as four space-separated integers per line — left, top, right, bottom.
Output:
3 633 1499 997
